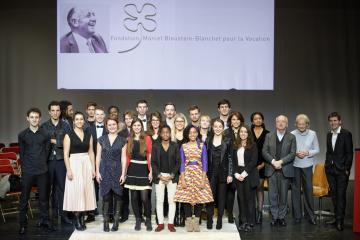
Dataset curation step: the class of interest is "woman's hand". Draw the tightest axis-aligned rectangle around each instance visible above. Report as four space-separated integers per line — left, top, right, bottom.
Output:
96 172 102 183
181 179 187 189
119 174 126 185
148 173 153 183
67 169 73 181
92 170 96 179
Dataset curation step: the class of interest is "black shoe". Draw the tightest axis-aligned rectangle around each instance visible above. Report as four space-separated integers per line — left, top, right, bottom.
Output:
119 216 128 223
85 213 95 223
256 211 262 224
216 218 222 230
308 218 317 225
336 221 344 231
279 219 287 227
103 220 110 232
238 223 247 231
325 218 336 225
111 200 121 232
270 219 278 226
18 226 26 235
146 218 153 231
207 219 213 230
294 218 301 224
79 213 86 230
228 214 234 224
74 215 85 231
61 215 73 225
135 218 141 231
244 224 253 232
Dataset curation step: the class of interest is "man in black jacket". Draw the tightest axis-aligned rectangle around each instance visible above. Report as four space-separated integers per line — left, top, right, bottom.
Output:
325 112 353 231
41 101 72 225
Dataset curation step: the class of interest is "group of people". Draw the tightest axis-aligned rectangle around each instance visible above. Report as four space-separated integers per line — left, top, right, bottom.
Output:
16 99 353 235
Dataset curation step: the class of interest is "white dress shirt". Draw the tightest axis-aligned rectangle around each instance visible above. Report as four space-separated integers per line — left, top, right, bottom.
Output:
72 32 93 53
234 147 248 179
96 123 104 139
331 126 341 151
138 116 148 131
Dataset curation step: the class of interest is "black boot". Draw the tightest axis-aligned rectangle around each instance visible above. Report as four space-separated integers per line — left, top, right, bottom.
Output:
146 217 153 231
216 217 223 230
79 212 86 230
74 213 84 231
111 201 121 232
207 217 213 230
256 210 263 224
103 202 110 232
135 218 141 231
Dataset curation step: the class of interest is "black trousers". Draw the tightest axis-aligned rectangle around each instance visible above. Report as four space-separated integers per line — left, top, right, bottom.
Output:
235 177 256 225
291 166 315 220
48 160 66 217
206 175 227 220
184 203 202 218
19 172 49 227
130 189 151 219
325 166 349 221
226 181 241 218
121 187 130 218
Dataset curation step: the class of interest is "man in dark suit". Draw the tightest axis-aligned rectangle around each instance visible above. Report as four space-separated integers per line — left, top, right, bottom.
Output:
136 100 150 131
87 106 107 222
262 115 296 227
325 112 353 231
60 7 108 53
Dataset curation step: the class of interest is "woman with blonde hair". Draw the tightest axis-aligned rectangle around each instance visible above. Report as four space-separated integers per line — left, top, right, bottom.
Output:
199 115 211 143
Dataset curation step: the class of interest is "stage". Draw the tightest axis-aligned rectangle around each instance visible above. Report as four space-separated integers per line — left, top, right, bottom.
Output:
69 216 240 240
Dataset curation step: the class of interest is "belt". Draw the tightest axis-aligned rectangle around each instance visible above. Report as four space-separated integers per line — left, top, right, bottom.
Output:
130 159 147 164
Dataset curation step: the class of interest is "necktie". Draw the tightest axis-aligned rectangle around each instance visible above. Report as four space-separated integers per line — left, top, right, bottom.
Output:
97 125 104 128
87 38 95 53
142 119 147 122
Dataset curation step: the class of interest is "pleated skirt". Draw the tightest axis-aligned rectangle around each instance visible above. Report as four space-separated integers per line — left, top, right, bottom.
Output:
63 153 96 211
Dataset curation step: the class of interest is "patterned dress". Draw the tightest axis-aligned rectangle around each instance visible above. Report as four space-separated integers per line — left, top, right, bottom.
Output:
174 142 214 205
98 134 126 197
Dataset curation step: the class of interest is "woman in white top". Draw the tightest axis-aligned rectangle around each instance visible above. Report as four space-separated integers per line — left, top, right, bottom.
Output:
233 125 259 232
291 114 319 225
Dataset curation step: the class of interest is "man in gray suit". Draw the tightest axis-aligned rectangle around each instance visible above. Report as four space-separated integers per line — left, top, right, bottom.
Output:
60 7 108 53
262 115 296 227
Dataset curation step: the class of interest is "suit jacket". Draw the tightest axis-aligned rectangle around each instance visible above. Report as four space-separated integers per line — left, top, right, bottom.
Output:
88 123 107 155
262 131 296 178
151 141 181 184
325 128 353 172
206 137 233 182
60 32 108 53
233 144 259 188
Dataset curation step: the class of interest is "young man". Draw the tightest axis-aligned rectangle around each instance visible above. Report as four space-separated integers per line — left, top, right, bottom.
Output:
59 100 74 129
41 101 72 225
86 101 97 125
188 105 201 128
136 100 149 131
18 108 55 234
87 106 107 222
325 112 353 231
216 99 231 129
163 102 177 129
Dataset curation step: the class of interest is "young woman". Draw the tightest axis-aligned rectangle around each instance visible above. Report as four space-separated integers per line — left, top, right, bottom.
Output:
199 115 211 143
96 117 127 232
174 125 214 232
205 119 233 230
63 112 96 231
224 111 244 223
171 113 188 227
147 111 163 144
250 112 269 224
233 125 259 232
151 126 181 232
124 119 153 231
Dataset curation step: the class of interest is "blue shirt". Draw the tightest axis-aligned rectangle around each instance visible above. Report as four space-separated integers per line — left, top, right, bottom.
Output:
291 129 320 168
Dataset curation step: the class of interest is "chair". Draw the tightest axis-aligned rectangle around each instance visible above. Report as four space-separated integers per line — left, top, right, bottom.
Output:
0 143 5 150
313 163 331 222
9 143 19 147
1 147 20 154
0 165 33 223
0 152 17 161
0 159 12 166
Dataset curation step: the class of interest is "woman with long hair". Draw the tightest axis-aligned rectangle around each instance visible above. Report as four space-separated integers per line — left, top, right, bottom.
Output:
63 112 96 231
233 125 259 232
147 111 163 144
199 115 211 143
124 119 153 231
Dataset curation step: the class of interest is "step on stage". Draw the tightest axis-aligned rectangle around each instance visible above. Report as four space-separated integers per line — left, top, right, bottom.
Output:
69 216 240 240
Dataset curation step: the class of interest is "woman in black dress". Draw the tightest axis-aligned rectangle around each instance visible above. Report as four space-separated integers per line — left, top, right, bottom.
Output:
205 119 233 230
147 111 163 144
233 125 259 232
124 119 153 231
96 117 127 232
250 112 269 224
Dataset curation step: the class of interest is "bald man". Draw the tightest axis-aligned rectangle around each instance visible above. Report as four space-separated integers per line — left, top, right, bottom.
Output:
60 7 108 53
262 115 296 227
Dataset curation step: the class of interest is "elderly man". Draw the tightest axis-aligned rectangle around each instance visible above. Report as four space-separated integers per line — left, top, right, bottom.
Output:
60 7 108 53
262 115 296 227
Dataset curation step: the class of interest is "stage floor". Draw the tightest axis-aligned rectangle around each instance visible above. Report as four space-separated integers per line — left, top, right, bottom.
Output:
69 216 240 240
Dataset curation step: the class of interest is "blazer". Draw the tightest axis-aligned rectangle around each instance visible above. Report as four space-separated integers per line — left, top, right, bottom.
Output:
60 32 108 53
205 137 233 182
233 144 259 188
325 127 353 172
88 123 107 155
262 131 296 178
151 141 181 184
